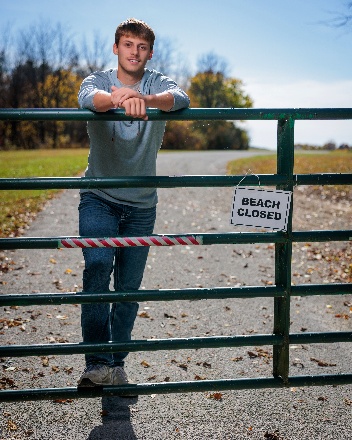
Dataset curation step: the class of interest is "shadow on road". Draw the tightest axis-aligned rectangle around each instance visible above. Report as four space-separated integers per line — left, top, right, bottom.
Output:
87 396 138 440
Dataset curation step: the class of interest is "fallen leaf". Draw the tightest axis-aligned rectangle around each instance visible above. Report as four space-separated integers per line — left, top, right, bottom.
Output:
4 366 16 372
335 313 349 320
207 392 223 401
7 420 18 431
264 431 283 440
0 377 16 389
164 313 177 319
256 348 272 358
248 351 258 358
147 375 157 381
310 357 337 367
261 279 273 285
41 357 49 367
141 360 150 368
292 358 304 368
138 311 150 318
194 375 206 380
231 356 243 362
53 399 73 404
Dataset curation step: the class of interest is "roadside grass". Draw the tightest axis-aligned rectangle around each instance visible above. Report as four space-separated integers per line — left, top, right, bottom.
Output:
227 150 352 202
227 150 352 175
0 149 88 237
0 149 351 237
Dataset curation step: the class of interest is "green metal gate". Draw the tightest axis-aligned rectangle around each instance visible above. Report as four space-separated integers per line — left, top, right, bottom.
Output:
0 107 351 401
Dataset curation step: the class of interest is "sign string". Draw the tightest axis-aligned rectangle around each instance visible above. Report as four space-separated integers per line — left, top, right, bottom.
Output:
237 169 262 188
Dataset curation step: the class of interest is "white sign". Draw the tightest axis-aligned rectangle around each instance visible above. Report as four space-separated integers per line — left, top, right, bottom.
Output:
230 187 292 231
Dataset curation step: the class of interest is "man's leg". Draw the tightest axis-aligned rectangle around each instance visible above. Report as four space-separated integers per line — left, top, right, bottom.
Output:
111 205 156 367
79 192 119 368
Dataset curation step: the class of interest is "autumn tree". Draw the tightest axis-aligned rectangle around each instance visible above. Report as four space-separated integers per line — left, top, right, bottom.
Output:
149 37 195 150
188 52 253 150
0 20 86 149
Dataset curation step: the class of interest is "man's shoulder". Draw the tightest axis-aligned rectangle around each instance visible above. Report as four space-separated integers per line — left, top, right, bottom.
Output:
144 68 167 79
84 68 117 82
143 68 173 87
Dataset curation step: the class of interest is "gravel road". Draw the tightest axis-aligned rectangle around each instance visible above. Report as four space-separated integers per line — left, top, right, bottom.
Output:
0 150 351 440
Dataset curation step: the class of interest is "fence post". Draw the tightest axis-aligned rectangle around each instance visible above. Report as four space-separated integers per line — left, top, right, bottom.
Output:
273 117 295 383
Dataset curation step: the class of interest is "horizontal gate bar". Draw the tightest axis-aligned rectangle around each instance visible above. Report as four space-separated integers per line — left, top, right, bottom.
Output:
1 107 352 121
296 173 352 185
1 230 350 250
0 286 285 307
1 374 351 402
0 173 351 190
0 334 283 357
0 175 286 190
1 332 350 358
1 283 349 307
292 230 352 242
291 283 352 296
290 332 352 344
0 232 286 249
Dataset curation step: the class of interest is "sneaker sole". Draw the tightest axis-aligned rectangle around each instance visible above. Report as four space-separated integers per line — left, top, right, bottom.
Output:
77 378 137 396
77 378 104 388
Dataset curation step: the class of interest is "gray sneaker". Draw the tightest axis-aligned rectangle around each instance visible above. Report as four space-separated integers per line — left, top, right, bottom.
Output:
110 366 129 385
77 364 111 387
111 366 137 397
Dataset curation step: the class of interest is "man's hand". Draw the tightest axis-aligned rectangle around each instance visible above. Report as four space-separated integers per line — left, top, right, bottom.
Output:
121 97 148 120
111 85 148 120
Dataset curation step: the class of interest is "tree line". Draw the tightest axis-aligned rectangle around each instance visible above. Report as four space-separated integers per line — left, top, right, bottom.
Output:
0 21 252 151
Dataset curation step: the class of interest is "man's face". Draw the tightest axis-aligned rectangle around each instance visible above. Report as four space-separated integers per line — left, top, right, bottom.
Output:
113 34 153 79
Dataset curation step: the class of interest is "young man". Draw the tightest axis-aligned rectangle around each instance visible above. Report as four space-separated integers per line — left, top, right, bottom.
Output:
77 18 190 388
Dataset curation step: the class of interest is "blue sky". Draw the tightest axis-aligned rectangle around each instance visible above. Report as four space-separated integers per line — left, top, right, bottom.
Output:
1 0 351 149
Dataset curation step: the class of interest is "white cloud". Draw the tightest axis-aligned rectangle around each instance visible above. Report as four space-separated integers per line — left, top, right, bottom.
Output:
242 80 352 149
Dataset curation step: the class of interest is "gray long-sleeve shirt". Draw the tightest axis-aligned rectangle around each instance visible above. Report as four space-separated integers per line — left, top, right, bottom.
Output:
78 68 190 208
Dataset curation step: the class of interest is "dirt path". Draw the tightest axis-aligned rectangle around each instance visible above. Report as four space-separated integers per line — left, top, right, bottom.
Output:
0 150 351 440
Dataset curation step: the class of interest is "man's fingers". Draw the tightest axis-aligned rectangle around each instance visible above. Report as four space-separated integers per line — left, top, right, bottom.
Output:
123 98 147 119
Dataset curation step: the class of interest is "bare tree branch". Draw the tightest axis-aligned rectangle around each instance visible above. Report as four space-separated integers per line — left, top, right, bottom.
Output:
320 1 352 28
81 31 112 74
197 51 230 76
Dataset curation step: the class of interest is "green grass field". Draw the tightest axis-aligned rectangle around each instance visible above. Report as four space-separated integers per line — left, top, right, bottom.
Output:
0 149 89 237
0 149 351 237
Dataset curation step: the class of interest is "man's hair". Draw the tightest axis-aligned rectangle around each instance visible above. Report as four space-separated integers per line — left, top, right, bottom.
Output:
115 18 155 50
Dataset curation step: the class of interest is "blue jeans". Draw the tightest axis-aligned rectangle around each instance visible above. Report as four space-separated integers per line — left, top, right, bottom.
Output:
78 192 156 367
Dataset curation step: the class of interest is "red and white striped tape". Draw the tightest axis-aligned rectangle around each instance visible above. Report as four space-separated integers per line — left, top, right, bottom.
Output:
59 235 203 248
